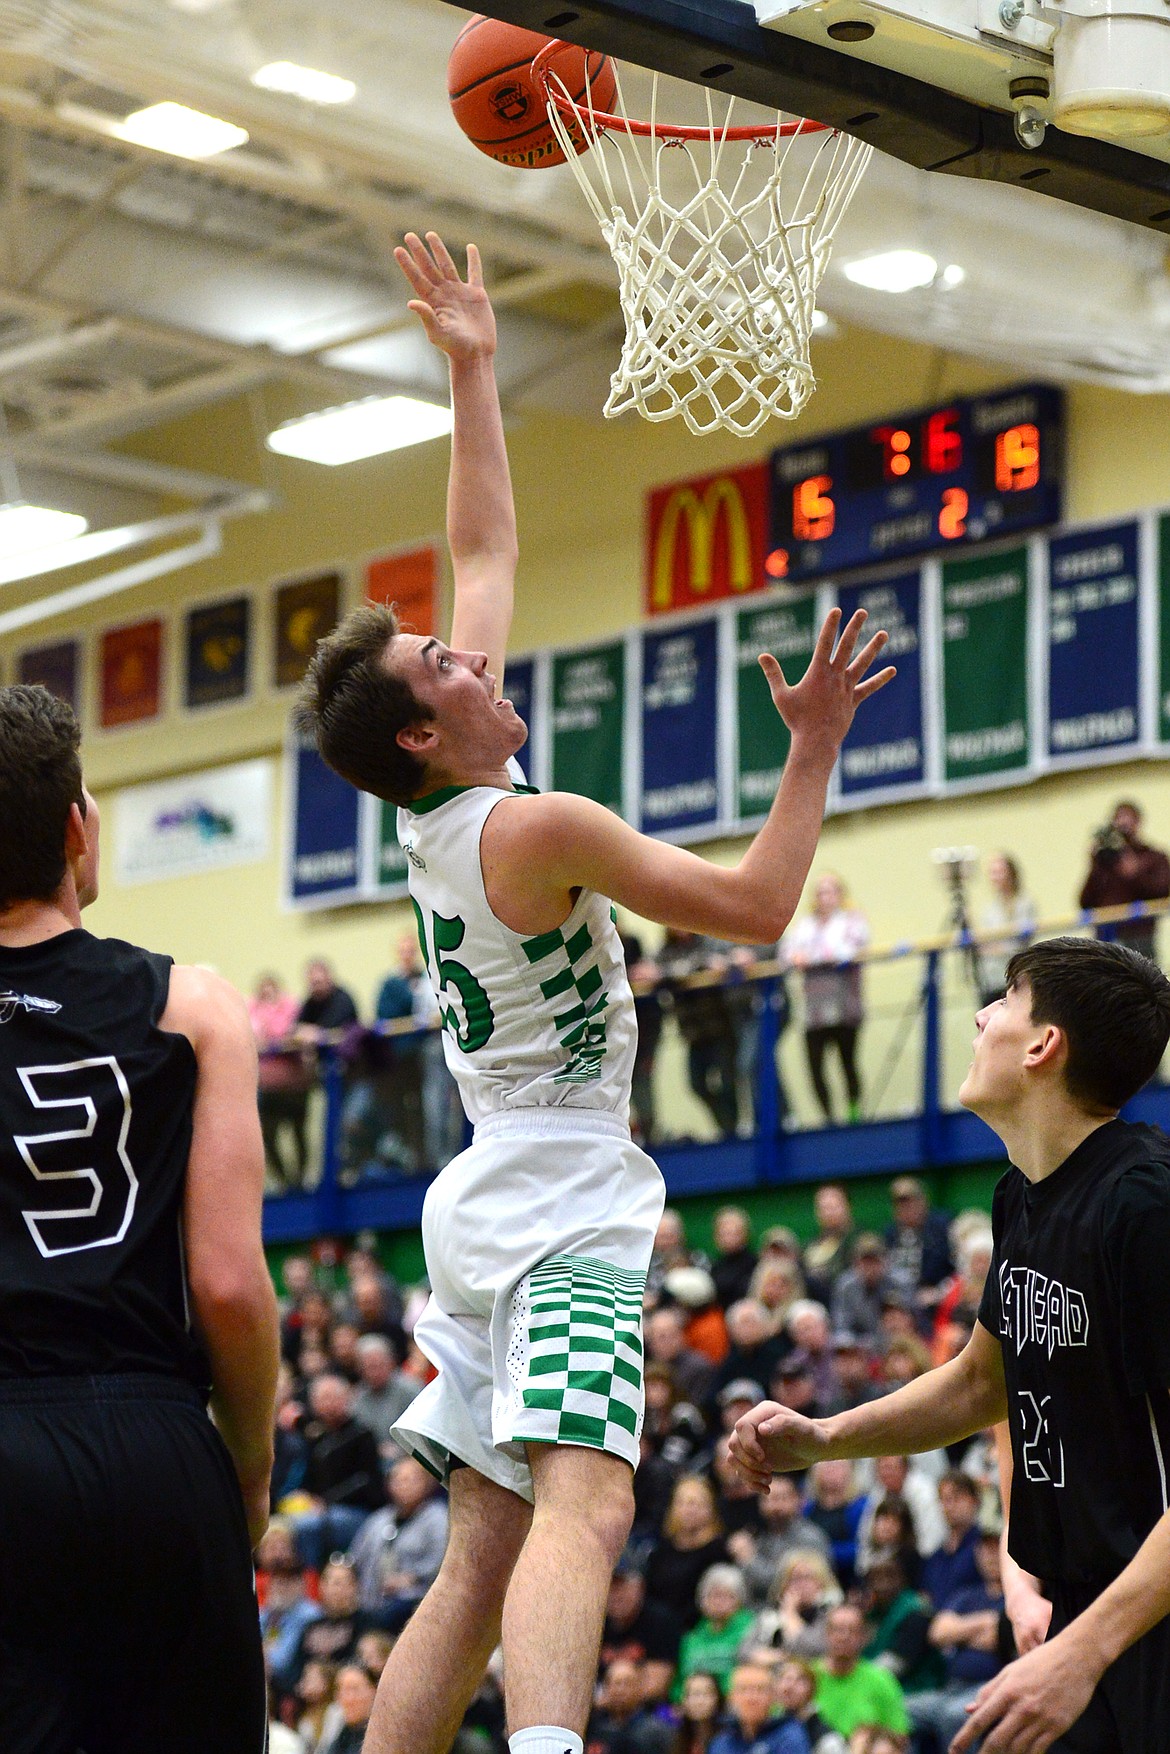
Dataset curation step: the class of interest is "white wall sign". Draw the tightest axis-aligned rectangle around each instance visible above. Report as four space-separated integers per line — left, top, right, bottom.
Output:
114 758 272 886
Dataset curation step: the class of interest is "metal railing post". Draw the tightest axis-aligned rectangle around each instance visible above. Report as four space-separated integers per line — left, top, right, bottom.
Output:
921 948 943 1162
315 1047 346 1234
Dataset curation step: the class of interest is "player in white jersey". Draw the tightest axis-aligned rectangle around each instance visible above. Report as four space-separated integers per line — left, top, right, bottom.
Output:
299 232 895 1754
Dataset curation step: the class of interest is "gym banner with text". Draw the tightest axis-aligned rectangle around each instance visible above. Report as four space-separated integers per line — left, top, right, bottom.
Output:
551 640 626 815
837 571 927 804
735 595 818 822
940 547 1031 786
1047 520 1141 764
640 618 720 839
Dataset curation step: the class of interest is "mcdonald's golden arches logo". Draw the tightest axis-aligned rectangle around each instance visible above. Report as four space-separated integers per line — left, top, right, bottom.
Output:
645 463 769 616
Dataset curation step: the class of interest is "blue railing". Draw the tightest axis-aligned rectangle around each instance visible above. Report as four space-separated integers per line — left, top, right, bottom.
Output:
262 900 1170 1243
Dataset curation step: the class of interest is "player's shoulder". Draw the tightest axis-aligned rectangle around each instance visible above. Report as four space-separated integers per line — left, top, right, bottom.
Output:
1097 1122 1170 1231
163 964 252 1048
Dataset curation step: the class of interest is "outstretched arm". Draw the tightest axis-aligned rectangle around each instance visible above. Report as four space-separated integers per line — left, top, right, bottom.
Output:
481 606 896 943
395 231 517 687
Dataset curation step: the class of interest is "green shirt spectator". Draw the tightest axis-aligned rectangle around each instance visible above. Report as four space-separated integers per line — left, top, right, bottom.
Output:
813 1603 910 1735
863 1556 946 1695
673 1565 755 1699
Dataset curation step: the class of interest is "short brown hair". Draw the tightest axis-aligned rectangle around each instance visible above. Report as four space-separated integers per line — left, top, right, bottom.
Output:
296 603 431 805
0 686 84 907
1006 936 1170 1110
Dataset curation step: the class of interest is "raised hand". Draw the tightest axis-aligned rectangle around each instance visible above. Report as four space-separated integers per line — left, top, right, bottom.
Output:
760 607 895 759
394 230 496 362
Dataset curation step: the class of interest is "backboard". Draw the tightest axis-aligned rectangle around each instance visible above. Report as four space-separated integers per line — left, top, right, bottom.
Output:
447 0 1170 232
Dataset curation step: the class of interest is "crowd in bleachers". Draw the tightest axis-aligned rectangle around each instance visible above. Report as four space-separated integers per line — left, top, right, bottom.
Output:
261 1187 1011 1754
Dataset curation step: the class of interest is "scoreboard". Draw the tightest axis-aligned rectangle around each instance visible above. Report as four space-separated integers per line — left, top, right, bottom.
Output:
768 384 1064 584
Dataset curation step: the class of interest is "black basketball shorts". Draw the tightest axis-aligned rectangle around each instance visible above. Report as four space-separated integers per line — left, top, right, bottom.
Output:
0 1372 266 1754
1049 1581 1170 1754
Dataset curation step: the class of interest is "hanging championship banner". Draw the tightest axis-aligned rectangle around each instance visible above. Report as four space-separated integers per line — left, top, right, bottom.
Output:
837 571 926 800
551 641 626 814
366 544 438 636
940 548 1030 783
1047 521 1141 761
19 638 80 713
645 462 769 616
639 618 720 837
735 594 818 822
100 619 163 729
503 655 537 783
274 572 341 689
184 595 250 709
287 726 362 907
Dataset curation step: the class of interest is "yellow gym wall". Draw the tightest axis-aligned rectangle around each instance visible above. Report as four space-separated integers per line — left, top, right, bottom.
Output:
7 320 1170 1121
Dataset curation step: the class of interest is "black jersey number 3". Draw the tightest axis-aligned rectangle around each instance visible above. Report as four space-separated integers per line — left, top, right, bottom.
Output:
14 1057 138 1258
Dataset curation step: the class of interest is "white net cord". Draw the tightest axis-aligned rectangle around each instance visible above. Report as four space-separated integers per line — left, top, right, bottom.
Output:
544 66 872 437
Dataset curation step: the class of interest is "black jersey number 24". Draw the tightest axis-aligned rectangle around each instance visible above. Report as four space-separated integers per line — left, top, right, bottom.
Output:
14 1057 139 1259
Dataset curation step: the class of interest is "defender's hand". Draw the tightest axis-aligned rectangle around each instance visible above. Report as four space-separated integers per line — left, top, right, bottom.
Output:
729 1401 830 1490
1005 1583 1053 1656
949 1633 1102 1754
394 230 496 360
760 607 895 758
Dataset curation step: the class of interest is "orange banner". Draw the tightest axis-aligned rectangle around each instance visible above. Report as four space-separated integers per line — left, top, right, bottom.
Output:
100 620 162 728
645 462 769 616
366 544 438 637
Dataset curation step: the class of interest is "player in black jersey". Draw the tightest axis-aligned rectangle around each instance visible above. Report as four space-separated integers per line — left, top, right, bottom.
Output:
730 935 1170 1754
0 685 280 1753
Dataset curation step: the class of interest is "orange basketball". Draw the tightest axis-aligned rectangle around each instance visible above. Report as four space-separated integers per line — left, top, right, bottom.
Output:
448 15 617 170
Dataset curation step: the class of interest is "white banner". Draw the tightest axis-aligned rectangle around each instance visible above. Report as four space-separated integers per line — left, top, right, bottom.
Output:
114 758 272 886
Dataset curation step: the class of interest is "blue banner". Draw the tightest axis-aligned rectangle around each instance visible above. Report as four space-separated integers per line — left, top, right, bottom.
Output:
1047 521 1141 760
837 571 926 798
639 618 720 836
289 728 362 905
504 655 537 783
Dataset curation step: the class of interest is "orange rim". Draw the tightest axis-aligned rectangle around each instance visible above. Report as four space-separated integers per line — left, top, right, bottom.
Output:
531 40 830 141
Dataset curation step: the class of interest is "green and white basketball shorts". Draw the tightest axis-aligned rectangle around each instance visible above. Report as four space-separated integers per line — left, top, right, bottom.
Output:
392 1108 666 1503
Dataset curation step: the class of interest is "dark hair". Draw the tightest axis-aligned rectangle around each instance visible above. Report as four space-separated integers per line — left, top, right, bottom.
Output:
296 603 431 805
1006 936 1170 1110
0 686 85 908
939 1468 981 1504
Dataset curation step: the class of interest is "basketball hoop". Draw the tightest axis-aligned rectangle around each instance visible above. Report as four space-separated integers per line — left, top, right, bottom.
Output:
533 43 872 436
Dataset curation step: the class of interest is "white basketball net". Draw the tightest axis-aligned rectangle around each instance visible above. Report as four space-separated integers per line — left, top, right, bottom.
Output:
543 65 872 437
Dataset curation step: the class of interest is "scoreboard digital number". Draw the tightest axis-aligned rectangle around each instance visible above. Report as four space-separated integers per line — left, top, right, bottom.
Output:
768 384 1063 583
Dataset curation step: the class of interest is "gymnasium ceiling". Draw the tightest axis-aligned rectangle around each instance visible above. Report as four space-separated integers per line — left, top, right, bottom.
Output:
2 0 1170 559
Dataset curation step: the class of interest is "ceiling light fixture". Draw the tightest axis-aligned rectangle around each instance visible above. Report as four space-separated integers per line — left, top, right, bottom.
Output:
941 263 966 288
0 504 88 557
266 396 454 465
843 249 939 292
252 62 357 105
114 101 249 160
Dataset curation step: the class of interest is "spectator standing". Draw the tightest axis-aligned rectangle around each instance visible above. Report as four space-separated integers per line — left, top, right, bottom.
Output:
588 1659 675 1754
977 854 1037 1009
711 1206 759 1310
251 972 313 1188
602 1557 683 1705
658 928 739 1139
676 1565 757 1695
624 933 664 1148
830 1239 896 1345
669 1672 725 1754
811 1605 910 1738
709 1662 812 1754
295 1373 386 1568
882 1178 953 1324
740 1474 832 1606
907 1529 1007 1749
802 1187 856 1306
1079 799 1170 961
785 875 870 1125
351 1333 421 1458
373 932 432 1171
645 1476 731 1628
919 1472 982 1610
298 959 360 1038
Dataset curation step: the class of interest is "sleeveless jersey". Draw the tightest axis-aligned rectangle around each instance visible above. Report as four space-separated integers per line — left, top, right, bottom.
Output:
398 768 636 1126
0 928 208 1386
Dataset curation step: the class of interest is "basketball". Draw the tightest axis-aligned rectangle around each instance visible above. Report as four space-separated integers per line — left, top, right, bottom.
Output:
447 15 616 169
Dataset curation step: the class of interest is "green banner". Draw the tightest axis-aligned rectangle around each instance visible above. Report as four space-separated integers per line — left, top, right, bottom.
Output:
550 642 625 814
736 595 818 820
1159 514 1170 743
941 548 1030 782
376 801 410 896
